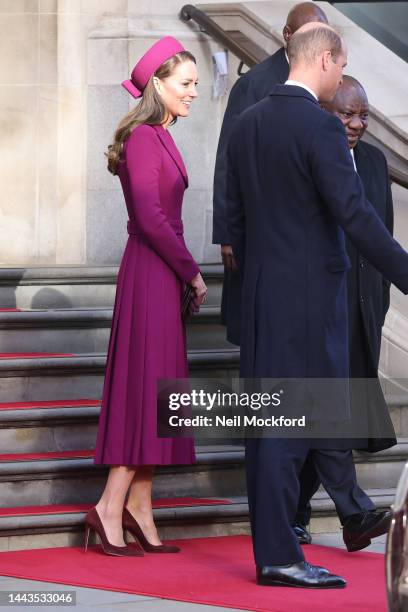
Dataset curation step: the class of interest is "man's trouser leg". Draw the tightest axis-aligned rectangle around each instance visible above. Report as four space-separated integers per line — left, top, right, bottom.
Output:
312 449 375 523
295 453 321 525
245 438 310 566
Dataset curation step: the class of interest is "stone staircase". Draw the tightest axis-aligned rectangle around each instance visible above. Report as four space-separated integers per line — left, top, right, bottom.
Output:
0 265 406 551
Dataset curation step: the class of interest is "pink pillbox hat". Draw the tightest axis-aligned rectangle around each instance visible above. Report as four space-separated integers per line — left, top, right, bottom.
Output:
122 36 185 98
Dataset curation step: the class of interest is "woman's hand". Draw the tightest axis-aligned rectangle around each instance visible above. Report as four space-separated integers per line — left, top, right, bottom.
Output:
190 272 207 308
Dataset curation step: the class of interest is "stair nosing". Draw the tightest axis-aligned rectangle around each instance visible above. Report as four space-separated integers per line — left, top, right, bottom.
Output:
0 306 222 331
0 441 407 478
0 406 101 424
0 501 247 532
0 447 245 477
0 348 240 375
0 264 224 286
0 489 396 533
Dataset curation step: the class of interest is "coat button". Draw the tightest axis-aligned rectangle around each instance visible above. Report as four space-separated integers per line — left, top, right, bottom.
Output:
360 296 365 303
360 260 365 269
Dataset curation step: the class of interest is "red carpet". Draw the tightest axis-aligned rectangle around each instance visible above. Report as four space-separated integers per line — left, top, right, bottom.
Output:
0 536 386 611
0 308 22 311
0 352 74 359
0 399 101 411
0 450 94 462
0 499 231 517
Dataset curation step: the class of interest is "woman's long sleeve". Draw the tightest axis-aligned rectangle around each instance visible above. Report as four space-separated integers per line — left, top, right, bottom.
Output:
125 126 200 283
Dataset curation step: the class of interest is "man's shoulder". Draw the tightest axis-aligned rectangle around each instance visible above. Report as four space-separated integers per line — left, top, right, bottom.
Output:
238 95 273 120
269 86 329 119
239 47 287 84
236 89 326 132
356 140 387 167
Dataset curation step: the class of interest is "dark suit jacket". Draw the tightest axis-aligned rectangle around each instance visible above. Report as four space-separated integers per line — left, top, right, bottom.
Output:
213 47 289 344
349 141 393 371
227 85 408 386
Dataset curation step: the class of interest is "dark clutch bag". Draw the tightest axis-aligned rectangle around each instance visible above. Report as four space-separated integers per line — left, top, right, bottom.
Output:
181 284 195 320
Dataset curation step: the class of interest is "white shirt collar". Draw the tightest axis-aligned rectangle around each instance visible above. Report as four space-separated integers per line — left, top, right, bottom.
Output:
284 80 318 101
350 147 357 171
284 48 289 64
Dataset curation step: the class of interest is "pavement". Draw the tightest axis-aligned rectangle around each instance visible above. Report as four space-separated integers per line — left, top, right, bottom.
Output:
0 531 387 612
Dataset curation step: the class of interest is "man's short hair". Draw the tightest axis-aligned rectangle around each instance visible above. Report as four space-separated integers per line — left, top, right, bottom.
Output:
287 26 343 66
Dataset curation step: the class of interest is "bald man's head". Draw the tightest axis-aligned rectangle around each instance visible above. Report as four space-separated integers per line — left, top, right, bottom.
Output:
323 76 369 148
288 22 344 66
283 2 329 43
330 75 368 107
287 23 347 102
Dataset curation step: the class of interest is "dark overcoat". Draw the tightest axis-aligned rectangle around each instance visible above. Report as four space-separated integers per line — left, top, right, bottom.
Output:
346 141 396 451
226 85 408 432
212 47 289 345
350 141 393 371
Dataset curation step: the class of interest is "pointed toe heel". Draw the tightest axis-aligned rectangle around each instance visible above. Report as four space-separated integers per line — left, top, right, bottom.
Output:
84 524 91 552
122 508 180 553
84 507 144 557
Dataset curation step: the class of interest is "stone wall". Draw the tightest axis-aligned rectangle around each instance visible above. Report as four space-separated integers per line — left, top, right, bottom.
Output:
0 0 241 266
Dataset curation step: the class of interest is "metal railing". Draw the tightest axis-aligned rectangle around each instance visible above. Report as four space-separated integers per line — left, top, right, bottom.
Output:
180 4 262 68
390 167 408 190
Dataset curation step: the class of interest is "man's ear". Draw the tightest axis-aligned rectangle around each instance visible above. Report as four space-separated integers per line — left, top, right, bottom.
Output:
282 25 292 43
322 50 332 72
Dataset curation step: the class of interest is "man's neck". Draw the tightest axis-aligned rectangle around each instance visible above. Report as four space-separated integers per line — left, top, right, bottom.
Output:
287 71 320 99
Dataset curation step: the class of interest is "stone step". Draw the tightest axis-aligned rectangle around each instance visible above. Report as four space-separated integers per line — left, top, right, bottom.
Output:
0 309 111 354
0 306 232 354
0 349 240 402
0 399 99 454
0 399 101 453
0 497 247 552
0 488 395 552
0 395 406 453
0 265 223 310
0 446 246 508
0 441 405 508
354 441 408 490
0 398 233 452
0 267 117 309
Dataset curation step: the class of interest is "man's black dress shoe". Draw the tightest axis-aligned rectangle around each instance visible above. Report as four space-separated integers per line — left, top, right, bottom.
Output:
343 509 391 552
256 562 346 589
293 523 312 545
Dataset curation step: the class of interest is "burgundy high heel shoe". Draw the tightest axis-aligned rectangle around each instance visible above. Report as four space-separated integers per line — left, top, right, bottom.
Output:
122 507 180 553
84 507 144 557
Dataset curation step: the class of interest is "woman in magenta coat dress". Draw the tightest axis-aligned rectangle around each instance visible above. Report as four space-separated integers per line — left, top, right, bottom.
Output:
87 37 207 556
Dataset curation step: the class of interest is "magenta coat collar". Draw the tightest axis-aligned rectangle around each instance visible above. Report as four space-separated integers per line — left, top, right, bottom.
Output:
152 125 188 188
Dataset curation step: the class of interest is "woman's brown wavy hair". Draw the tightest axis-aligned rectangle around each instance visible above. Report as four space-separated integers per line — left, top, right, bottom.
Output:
106 50 196 175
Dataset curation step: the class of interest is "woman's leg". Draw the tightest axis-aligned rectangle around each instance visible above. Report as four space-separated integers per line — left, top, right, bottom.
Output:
95 466 135 546
125 465 162 545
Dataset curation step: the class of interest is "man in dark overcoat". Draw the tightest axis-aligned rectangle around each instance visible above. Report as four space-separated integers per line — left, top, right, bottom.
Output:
327 76 395 447
213 1 328 346
213 0 329 546
227 23 408 588
294 75 397 531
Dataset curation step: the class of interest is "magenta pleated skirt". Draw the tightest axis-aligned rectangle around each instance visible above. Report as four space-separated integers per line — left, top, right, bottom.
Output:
94 233 196 466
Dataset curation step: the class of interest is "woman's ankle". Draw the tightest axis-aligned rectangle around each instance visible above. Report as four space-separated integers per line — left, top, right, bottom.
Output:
126 502 152 516
95 501 124 521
